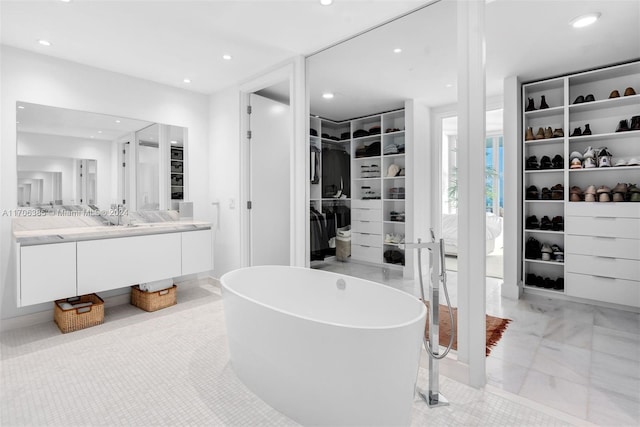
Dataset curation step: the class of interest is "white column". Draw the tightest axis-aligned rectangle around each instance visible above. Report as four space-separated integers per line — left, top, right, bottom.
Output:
292 55 307 267
456 0 486 388
502 76 523 299
158 124 169 210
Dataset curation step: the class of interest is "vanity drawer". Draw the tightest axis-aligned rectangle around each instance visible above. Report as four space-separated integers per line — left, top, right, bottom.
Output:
352 232 382 248
20 242 77 307
566 216 640 239
565 272 639 308
351 199 382 210
566 254 640 281
351 244 382 264
352 208 381 222
351 220 382 234
566 235 640 260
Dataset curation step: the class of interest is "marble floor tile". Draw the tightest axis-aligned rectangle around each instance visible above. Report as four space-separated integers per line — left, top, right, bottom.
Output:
587 386 640 426
530 339 591 385
488 329 542 369
594 306 640 335
519 369 589 419
542 317 594 349
590 350 640 403
592 325 640 361
485 354 529 394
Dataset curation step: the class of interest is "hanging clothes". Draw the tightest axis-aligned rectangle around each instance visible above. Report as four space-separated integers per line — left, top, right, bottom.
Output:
310 206 329 260
322 144 350 198
310 145 320 184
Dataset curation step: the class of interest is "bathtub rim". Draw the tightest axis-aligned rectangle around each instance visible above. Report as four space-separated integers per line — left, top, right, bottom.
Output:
220 265 427 331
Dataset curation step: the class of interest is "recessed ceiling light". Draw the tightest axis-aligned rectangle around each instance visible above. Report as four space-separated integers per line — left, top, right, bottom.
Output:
97 130 102 133
570 12 601 28
222 54 232 60
322 93 334 99
38 39 51 46
170 140 178 145
16 121 20 124
445 83 454 88
60 0 71 3
393 48 402 54
320 0 333 5
115 119 121 123
90 135 95 138
18 105 25 109
183 78 191 83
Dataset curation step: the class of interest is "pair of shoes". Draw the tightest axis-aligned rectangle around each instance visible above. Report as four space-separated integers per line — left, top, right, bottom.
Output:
552 128 564 138
630 184 640 202
533 127 551 140
525 127 535 141
551 184 564 200
384 233 405 244
526 215 540 229
573 94 595 104
612 183 628 202
596 147 612 167
539 215 552 230
570 124 592 137
541 243 553 261
569 151 583 169
570 185 583 201
582 146 597 168
526 185 539 200
525 237 541 259
608 87 635 98
525 95 550 111
539 155 553 169
541 187 552 200
597 185 611 202
551 216 564 231
551 244 564 262
552 154 564 169
614 158 640 167
526 156 539 170
616 116 640 132
584 185 597 202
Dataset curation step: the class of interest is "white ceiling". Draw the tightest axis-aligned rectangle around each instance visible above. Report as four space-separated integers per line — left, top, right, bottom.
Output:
0 0 427 94
2 0 638 123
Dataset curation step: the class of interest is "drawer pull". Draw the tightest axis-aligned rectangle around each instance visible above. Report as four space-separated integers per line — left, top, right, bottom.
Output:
360 245 371 248
594 216 616 220
593 236 616 240
592 275 617 281
595 255 616 260
360 220 370 223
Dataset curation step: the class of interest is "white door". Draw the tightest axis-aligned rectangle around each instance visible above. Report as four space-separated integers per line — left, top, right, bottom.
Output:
249 93 291 266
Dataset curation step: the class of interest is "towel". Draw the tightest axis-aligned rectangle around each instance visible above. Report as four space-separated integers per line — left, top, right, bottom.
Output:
58 301 93 310
139 278 174 292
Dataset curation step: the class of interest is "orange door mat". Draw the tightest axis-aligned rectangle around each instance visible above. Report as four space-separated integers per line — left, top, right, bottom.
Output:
424 303 511 356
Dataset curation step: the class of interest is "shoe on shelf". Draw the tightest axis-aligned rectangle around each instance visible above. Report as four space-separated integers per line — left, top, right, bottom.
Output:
628 158 640 166
544 127 553 139
525 97 536 112
583 123 592 135
573 95 585 104
583 156 597 168
541 187 552 200
552 154 564 169
570 186 583 202
585 94 595 102
570 158 582 169
551 216 564 231
539 155 553 169
616 119 630 132
552 128 564 138
551 184 564 200
597 186 611 202
526 185 539 200
541 243 553 261
630 116 640 131
535 127 546 139
584 185 597 202
630 184 640 202
526 215 540 229
526 156 539 170
597 147 612 167
613 192 625 202
624 87 637 96
540 216 552 230
551 244 564 262
525 237 541 259
571 127 582 137
583 146 595 158
543 277 555 288
614 158 628 167
540 95 549 109
584 185 597 195
525 126 535 141
609 89 620 98
613 183 629 202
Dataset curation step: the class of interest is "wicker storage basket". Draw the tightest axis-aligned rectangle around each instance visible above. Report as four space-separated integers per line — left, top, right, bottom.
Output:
131 284 177 312
54 294 105 333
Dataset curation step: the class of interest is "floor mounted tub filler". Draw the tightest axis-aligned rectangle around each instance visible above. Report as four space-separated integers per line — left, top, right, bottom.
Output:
221 265 427 426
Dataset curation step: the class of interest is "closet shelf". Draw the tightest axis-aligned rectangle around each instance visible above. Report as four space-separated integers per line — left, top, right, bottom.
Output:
568 130 640 143
568 93 640 113
523 105 564 118
569 165 640 173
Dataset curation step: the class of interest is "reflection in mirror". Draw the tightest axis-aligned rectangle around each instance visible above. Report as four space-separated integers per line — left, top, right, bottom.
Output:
16 102 187 212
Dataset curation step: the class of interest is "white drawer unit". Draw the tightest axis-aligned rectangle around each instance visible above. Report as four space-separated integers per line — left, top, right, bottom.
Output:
19 242 77 307
351 199 383 210
351 207 381 222
182 229 213 275
352 232 382 247
566 254 640 282
566 216 640 239
351 244 382 264
77 233 182 295
565 202 640 219
566 272 640 308
566 235 640 260
351 220 382 234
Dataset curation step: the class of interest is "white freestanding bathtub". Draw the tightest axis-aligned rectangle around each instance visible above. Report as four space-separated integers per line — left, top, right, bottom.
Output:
221 265 426 426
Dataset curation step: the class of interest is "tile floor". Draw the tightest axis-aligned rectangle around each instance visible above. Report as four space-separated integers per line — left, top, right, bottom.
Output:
314 260 640 426
1 277 593 426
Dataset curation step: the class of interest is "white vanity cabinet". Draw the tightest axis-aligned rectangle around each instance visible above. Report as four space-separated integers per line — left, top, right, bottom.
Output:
77 232 182 295
19 242 77 306
181 229 213 275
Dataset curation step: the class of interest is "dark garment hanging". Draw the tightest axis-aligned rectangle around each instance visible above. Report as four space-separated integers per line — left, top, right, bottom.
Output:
310 207 329 260
310 145 320 184
322 145 350 198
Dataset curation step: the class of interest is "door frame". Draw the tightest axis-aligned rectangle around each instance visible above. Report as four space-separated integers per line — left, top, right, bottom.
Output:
238 56 306 268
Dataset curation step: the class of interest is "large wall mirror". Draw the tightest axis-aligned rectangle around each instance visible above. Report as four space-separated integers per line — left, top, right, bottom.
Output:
16 102 187 212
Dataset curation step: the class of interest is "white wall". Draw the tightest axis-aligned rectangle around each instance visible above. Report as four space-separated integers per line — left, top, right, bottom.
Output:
209 86 242 277
1 46 210 320
18 132 112 207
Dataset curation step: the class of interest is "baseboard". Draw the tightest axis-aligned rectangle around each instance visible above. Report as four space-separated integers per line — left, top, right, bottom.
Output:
0 275 220 333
